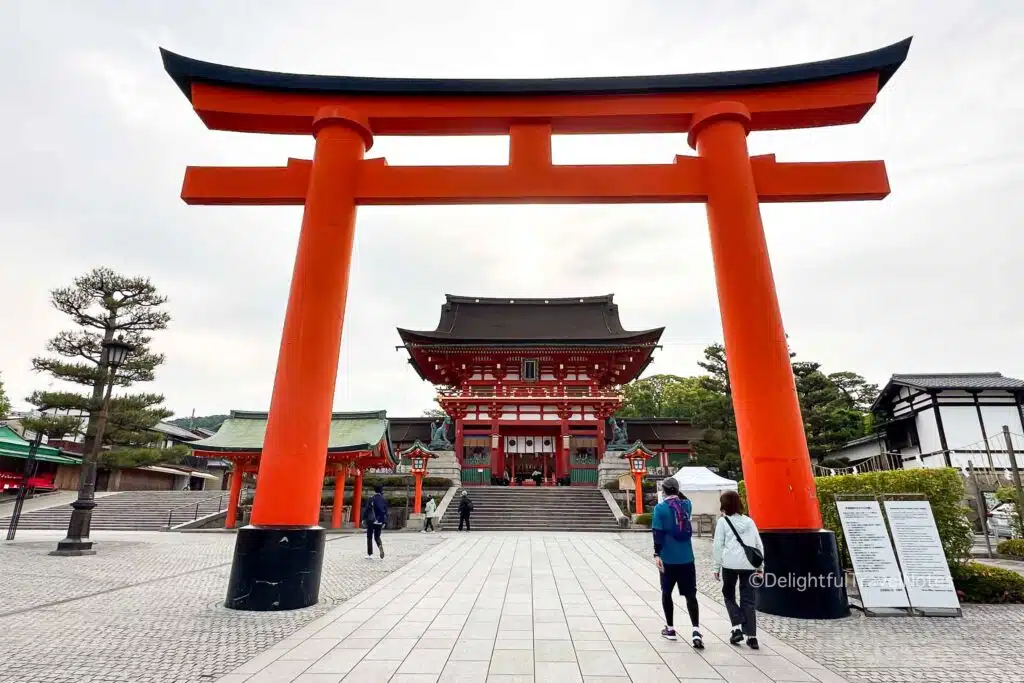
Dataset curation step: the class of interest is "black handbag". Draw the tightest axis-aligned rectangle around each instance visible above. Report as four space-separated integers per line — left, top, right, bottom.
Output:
724 516 764 569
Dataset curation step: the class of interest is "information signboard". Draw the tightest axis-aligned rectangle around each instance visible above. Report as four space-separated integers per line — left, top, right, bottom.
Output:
883 500 961 612
836 500 910 610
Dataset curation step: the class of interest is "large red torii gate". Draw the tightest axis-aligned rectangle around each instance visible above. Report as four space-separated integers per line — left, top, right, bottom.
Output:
163 38 910 617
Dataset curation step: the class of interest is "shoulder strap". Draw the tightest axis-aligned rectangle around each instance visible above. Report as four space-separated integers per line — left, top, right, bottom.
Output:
724 516 750 551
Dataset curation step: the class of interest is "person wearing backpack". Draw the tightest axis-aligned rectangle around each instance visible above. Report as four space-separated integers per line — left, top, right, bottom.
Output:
652 477 703 648
712 489 765 649
364 485 388 559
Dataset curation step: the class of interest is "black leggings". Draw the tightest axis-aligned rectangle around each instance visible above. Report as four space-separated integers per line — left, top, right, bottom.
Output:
423 517 434 531
366 523 382 555
661 563 699 628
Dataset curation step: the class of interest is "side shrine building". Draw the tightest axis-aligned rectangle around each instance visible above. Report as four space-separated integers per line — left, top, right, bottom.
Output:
397 295 689 486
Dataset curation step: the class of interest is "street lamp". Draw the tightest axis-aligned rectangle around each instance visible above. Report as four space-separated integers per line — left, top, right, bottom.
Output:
52 336 133 556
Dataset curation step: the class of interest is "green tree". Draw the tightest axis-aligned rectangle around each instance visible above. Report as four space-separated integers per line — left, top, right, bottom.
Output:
0 372 11 419
618 343 876 477
168 414 229 432
23 268 174 465
423 407 448 418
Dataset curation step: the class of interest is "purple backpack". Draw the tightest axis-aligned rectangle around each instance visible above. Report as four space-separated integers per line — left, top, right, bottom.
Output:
665 497 692 541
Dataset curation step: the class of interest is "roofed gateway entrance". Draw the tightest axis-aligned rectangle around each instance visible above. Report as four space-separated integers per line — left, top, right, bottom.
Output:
399 295 661 487
162 39 910 617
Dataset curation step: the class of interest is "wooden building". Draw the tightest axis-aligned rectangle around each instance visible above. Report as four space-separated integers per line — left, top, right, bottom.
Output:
189 410 396 528
825 372 1024 472
397 295 698 485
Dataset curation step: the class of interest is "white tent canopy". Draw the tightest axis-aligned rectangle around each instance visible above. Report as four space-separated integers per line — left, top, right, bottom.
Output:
660 466 738 517
669 467 738 491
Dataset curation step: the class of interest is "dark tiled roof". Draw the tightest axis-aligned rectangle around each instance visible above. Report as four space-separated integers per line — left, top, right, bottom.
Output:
398 295 663 345
890 373 1024 390
161 39 911 102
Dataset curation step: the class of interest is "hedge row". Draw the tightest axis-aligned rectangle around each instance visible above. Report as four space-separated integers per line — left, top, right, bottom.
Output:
739 467 974 564
950 561 1024 603
323 475 454 489
603 480 657 492
997 539 1024 557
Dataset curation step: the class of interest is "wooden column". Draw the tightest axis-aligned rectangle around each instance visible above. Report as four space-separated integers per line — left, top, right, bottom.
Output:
690 101 820 531
225 459 244 530
351 469 364 528
331 463 349 529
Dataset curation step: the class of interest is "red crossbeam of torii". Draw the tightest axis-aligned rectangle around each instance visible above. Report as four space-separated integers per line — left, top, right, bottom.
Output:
182 153 888 205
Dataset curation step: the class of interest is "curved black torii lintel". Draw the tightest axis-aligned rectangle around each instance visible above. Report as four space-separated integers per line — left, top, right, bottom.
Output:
161 37 911 102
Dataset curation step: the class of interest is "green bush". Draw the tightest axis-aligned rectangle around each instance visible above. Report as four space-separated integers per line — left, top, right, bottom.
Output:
326 475 453 489
634 513 652 528
997 539 1024 557
950 561 1024 603
603 479 657 492
739 468 974 564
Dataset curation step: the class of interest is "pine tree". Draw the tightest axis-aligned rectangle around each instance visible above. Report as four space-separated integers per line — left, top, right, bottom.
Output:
0 372 11 419
22 268 174 465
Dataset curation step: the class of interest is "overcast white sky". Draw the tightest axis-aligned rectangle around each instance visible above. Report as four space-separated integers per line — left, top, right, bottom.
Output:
1 1 1021 421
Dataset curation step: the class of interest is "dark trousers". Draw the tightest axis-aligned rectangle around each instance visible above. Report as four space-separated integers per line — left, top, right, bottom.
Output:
458 511 471 531
366 523 383 555
423 517 435 531
722 568 757 636
661 563 699 628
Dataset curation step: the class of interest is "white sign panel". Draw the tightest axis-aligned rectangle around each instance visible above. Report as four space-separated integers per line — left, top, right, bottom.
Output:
836 501 910 609
883 500 961 611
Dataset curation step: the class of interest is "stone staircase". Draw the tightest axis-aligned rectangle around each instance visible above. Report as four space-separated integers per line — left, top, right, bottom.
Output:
439 487 620 532
0 490 228 531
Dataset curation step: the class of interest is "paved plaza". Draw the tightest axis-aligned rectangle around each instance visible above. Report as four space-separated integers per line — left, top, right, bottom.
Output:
3 530 1024 683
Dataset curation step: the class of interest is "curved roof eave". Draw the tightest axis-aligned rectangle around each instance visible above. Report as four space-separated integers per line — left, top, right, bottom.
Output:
396 327 666 345
161 38 911 103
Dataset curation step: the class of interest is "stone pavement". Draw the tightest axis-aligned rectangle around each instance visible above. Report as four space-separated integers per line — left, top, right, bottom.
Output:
216 533 854 683
6 530 1024 683
0 529 442 683
620 535 1024 683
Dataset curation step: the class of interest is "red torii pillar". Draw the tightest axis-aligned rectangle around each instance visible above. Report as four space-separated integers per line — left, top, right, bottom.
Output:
163 38 910 617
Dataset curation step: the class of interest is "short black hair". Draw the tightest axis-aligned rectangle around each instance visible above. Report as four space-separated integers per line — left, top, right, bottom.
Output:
720 490 743 515
374 485 384 494
661 478 680 495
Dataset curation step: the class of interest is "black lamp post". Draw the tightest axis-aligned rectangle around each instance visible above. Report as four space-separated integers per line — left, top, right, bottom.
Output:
52 336 133 556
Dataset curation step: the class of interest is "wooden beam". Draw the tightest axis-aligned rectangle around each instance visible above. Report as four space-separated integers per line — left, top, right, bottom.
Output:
181 155 889 206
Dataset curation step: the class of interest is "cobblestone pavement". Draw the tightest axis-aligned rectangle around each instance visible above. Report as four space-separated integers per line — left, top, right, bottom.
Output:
216 532 853 682
620 534 1024 683
0 530 442 683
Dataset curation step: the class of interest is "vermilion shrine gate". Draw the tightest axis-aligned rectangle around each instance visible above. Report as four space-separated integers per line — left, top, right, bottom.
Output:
162 37 911 617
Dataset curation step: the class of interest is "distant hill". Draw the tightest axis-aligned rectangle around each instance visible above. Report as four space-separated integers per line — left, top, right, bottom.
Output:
168 414 229 432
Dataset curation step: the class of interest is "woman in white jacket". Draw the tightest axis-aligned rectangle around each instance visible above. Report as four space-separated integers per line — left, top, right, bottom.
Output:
712 490 765 649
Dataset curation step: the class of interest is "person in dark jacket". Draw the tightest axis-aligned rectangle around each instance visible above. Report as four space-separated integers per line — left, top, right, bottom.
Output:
457 490 473 531
365 485 388 559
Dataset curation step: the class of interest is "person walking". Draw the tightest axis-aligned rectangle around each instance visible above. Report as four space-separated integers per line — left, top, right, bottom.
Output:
652 478 703 648
422 496 437 533
364 484 388 559
713 489 765 649
457 490 473 531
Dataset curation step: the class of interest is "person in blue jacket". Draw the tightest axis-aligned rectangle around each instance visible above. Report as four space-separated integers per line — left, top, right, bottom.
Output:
364 485 388 559
652 477 703 648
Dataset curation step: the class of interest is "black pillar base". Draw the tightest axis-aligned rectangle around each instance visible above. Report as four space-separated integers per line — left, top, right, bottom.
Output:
756 529 849 620
224 526 326 611
50 539 96 556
